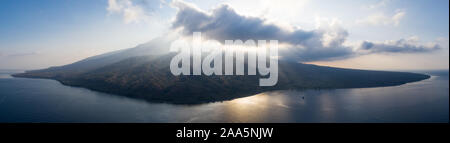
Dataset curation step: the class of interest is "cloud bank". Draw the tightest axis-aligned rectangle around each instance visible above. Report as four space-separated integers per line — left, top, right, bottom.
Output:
170 0 440 62
0 51 40 58
360 37 440 53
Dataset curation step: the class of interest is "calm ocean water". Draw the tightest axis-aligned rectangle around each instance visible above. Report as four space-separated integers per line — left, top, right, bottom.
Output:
0 70 448 123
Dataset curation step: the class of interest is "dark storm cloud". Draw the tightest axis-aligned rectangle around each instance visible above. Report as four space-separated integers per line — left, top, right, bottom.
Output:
171 1 316 45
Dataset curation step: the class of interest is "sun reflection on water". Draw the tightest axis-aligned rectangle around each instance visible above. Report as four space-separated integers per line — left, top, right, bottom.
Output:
219 91 300 122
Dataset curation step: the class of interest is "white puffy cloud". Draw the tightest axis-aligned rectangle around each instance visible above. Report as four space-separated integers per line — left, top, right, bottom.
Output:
107 0 150 24
356 9 406 26
366 0 391 9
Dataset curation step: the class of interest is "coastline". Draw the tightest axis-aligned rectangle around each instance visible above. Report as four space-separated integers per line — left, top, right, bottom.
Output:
11 72 431 105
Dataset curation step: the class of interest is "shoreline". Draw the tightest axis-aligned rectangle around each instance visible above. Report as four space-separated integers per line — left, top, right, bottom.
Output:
11 72 431 105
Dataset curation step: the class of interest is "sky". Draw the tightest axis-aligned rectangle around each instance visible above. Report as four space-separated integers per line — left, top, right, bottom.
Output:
0 0 448 70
